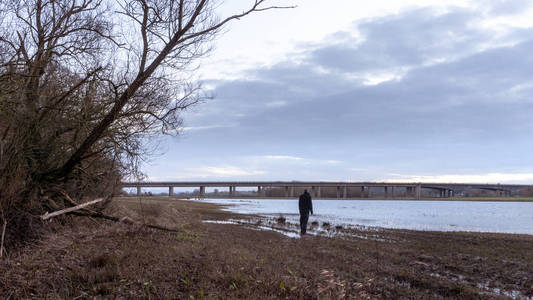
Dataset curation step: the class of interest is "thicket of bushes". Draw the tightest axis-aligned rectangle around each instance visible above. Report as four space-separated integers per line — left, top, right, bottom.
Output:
0 0 282 252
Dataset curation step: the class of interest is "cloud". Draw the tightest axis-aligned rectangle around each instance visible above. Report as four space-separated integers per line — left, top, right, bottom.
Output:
262 155 304 161
310 8 488 73
487 0 532 16
195 166 266 177
384 172 533 184
156 4 533 182
182 124 235 132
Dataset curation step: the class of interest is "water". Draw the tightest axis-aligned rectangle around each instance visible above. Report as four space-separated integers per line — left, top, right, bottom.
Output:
197 198 533 235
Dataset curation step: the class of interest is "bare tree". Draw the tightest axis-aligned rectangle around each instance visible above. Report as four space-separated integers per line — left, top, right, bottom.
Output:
0 0 292 249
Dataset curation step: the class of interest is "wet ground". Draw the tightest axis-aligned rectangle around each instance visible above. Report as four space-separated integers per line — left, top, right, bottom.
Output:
2 197 532 299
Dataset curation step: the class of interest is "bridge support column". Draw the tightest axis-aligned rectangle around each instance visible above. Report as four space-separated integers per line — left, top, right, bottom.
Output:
258 186 264 197
384 186 388 198
229 186 234 197
200 186 205 197
285 186 289 198
336 186 341 198
391 186 395 198
317 186 321 198
169 186 174 197
361 186 365 198
290 186 294 198
343 186 347 198
137 186 141 196
416 184 421 200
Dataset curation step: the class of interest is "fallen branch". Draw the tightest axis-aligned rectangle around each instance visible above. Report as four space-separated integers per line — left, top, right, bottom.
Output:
41 198 104 220
60 191 99 215
41 195 179 232
0 219 6 258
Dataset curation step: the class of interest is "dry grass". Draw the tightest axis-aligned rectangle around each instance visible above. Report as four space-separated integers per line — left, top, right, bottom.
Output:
1 196 532 299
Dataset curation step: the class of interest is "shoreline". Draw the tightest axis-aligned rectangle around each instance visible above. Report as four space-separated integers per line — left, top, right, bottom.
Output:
2 196 532 299
131 195 533 202
193 197 533 237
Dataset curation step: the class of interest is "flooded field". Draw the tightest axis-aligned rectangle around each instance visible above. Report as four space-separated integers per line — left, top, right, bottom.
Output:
196 198 533 235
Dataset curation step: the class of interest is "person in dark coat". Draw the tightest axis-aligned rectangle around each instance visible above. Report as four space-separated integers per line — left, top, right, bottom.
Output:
298 189 313 235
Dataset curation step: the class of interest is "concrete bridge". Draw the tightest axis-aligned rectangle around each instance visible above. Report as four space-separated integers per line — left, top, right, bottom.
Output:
120 181 527 199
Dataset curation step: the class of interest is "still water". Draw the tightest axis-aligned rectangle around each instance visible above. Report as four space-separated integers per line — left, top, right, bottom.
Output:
197 198 533 235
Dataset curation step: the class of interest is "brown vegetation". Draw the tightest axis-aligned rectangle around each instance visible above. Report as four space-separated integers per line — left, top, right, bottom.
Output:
0 0 290 251
1 197 532 299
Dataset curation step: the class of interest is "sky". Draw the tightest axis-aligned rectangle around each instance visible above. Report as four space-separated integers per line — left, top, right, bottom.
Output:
142 0 533 184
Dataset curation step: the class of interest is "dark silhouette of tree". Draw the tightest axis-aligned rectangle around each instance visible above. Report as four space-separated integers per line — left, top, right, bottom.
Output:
0 0 292 250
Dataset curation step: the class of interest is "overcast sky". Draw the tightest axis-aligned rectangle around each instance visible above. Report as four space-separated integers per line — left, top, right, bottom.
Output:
143 0 533 184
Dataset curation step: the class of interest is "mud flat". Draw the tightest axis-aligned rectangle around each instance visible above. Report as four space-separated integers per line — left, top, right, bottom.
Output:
1 197 532 299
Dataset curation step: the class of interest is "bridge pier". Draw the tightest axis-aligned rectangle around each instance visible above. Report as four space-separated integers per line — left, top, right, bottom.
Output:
290 186 295 198
169 186 174 196
137 186 141 196
285 186 289 198
360 186 365 198
336 186 340 198
229 186 234 197
391 186 395 198
317 186 321 198
384 186 388 198
343 186 347 198
200 186 205 197
416 184 421 200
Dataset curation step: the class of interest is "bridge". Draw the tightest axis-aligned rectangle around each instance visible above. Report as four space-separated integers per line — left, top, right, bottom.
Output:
120 181 528 199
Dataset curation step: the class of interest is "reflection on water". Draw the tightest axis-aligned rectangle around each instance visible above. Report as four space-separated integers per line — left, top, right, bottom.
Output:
198 198 533 235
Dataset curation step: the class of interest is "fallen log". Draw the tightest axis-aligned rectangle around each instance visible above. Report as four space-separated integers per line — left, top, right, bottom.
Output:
41 195 180 233
0 219 6 258
41 198 104 220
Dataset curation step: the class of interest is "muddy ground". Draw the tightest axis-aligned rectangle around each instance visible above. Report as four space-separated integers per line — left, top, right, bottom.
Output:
1 196 532 299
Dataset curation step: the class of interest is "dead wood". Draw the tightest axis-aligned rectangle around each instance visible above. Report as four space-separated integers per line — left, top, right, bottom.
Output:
41 198 104 220
45 193 179 232
0 219 6 258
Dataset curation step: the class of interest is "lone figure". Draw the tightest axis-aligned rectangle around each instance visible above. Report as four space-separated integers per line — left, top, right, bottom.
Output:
298 189 313 235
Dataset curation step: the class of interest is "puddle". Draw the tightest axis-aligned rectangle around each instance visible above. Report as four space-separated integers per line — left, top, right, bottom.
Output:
202 217 393 241
203 218 304 238
203 220 241 225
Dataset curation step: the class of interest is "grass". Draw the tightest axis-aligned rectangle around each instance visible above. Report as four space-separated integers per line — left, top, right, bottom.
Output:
1 196 532 299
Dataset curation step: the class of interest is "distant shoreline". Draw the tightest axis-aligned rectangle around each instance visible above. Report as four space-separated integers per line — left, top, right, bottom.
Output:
160 195 533 202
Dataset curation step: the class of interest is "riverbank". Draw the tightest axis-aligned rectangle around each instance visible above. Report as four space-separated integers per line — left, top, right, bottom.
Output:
1 197 532 299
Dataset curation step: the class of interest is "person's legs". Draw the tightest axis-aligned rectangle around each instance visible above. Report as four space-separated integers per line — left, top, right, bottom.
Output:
300 213 309 235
